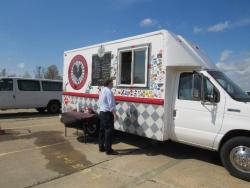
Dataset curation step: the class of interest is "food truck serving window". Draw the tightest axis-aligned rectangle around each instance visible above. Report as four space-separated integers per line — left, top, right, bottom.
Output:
118 46 149 87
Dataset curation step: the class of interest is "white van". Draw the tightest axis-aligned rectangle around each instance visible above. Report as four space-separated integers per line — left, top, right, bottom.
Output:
62 30 250 181
0 77 62 113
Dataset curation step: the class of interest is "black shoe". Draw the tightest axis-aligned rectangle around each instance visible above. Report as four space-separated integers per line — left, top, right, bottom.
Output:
106 149 118 155
99 147 105 152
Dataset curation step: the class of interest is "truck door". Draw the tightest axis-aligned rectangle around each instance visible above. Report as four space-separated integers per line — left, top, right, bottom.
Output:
0 78 15 108
173 72 224 148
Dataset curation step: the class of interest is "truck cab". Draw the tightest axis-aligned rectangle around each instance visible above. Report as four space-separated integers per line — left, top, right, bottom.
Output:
170 69 250 181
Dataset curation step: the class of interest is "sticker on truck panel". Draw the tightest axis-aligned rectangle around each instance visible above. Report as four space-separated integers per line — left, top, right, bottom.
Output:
68 55 88 90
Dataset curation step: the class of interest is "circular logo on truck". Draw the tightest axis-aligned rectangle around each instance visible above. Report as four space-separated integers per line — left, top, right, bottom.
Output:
68 55 88 90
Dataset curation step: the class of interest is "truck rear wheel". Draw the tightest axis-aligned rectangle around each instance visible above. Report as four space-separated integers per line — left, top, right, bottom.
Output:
220 136 250 181
47 101 60 114
86 123 99 137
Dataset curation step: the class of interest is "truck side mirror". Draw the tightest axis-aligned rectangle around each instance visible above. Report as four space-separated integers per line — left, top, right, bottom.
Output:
206 89 220 103
192 88 200 99
206 93 216 103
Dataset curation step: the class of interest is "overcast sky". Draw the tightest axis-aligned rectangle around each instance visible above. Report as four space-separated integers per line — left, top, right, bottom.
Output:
0 0 250 90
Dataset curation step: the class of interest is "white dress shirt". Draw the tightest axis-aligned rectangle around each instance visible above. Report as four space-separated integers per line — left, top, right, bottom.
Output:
99 87 116 112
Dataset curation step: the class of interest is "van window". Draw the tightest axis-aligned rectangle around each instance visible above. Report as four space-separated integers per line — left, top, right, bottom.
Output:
118 45 149 87
18 80 40 91
42 81 62 91
0 79 13 91
178 72 219 102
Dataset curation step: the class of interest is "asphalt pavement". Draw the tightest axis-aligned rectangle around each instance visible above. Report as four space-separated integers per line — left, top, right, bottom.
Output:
0 109 249 188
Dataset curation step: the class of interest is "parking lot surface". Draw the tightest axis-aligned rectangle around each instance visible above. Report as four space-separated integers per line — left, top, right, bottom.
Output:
0 109 249 188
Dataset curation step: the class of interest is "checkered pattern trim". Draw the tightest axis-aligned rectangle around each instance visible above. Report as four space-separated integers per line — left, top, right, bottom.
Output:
63 95 165 141
115 102 165 141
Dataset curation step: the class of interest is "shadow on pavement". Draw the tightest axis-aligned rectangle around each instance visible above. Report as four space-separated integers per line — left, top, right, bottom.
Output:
1 126 221 175
76 130 221 167
118 131 221 166
0 111 59 120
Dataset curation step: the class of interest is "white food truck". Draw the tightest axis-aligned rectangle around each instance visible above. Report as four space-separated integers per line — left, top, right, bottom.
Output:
0 77 62 113
63 30 250 180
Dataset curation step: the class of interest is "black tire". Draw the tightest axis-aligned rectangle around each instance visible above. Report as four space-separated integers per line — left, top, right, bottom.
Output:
36 108 46 113
86 123 99 137
47 101 60 114
220 136 250 181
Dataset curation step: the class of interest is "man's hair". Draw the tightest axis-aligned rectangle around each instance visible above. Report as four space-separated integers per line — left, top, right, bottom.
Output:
104 78 113 86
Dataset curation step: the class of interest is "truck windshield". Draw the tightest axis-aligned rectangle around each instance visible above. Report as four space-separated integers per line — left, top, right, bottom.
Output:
208 71 250 102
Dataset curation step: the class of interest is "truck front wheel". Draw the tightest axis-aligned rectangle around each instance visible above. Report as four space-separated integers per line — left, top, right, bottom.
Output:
220 136 250 181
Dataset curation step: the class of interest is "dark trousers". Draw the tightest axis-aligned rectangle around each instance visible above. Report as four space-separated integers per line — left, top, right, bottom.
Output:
99 111 114 152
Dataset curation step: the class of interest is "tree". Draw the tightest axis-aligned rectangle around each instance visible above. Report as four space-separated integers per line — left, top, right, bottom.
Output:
34 66 45 79
44 65 61 80
8 73 17 77
0 69 7 77
23 71 31 78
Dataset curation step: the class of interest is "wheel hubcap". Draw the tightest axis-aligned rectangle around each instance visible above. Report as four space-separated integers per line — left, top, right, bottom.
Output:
230 146 250 173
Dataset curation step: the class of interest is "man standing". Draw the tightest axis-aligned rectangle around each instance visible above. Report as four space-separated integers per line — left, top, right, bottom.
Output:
98 78 118 155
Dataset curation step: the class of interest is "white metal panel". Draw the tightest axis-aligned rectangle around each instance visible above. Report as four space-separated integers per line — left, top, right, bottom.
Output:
165 32 217 70
15 79 44 108
63 31 166 97
63 31 167 140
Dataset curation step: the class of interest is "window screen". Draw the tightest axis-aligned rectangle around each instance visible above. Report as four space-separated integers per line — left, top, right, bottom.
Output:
133 49 146 84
